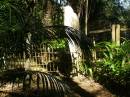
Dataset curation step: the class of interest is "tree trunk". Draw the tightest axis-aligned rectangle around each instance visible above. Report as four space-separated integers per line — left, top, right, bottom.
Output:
85 0 88 35
42 0 53 26
68 39 83 76
63 5 83 76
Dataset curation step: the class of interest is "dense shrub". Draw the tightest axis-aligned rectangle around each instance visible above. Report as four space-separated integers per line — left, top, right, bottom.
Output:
94 40 130 86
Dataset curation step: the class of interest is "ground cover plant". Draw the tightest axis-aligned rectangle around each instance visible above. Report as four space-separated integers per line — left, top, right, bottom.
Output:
94 39 130 96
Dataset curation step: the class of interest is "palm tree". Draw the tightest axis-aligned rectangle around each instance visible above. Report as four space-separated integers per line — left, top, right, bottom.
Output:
0 1 92 97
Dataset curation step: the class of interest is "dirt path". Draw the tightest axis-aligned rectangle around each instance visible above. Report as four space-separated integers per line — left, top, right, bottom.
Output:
66 76 116 97
0 76 117 97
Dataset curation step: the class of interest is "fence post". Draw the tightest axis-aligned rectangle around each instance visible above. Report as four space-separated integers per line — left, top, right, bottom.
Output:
112 24 116 42
116 24 120 46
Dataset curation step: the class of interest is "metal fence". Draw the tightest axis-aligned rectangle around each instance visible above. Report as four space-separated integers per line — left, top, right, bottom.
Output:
1 43 76 76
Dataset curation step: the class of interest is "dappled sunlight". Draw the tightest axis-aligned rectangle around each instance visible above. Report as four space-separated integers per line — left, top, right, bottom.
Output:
0 0 130 97
68 76 115 97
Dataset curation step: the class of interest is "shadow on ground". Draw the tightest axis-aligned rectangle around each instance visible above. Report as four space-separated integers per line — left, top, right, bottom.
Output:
64 78 95 97
1 69 125 97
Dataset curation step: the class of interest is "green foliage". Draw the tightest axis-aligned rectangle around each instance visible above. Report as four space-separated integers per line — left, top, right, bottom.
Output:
94 40 130 85
47 39 68 50
89 0 127 30
79 60 93 78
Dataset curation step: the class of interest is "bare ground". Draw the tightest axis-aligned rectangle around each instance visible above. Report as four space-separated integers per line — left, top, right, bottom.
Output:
0 76 117 97
66 76 116 97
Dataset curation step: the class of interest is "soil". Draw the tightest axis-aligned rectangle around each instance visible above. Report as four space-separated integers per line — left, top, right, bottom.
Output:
0 75 119 97
66 75 116 97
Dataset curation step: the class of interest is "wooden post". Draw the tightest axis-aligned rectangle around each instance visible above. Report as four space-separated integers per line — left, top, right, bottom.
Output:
116 24 120 46
85 0 88 35
112 24 116 42
92 36 96 61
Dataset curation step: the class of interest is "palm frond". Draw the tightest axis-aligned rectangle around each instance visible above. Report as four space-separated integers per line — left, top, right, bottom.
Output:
43 25 92 49
0 69 72 97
